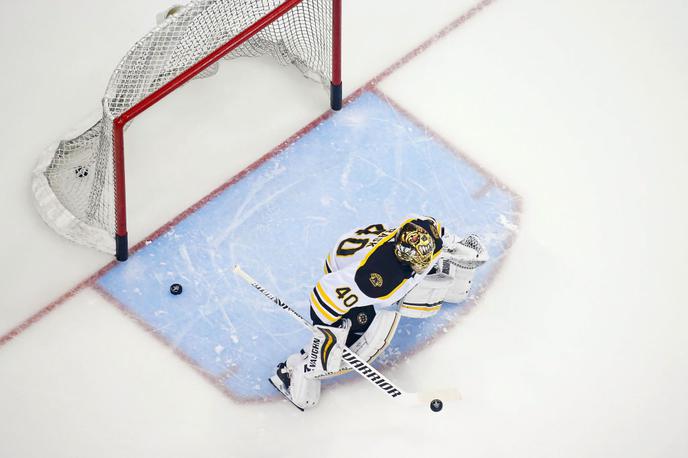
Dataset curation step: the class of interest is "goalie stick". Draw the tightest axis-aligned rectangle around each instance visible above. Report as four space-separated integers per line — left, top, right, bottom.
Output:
233 264 458 407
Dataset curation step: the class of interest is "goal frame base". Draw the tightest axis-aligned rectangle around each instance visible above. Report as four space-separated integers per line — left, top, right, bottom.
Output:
330 82 342 110
116 234 129 261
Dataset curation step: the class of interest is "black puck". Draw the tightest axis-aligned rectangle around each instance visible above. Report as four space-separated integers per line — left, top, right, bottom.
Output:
74 166 89 178
170 283 183 295
430 398 443 412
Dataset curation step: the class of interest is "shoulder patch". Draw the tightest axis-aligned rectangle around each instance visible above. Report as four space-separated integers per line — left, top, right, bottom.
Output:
369 273 383 287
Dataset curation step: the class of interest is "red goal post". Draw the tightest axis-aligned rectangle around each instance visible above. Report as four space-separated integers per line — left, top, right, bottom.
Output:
32 0 342 261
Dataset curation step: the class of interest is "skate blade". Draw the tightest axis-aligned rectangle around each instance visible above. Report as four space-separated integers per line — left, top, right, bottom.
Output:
269 376 304 412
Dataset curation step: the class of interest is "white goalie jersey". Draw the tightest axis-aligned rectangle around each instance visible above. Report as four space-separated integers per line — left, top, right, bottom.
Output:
309 216 487 324
309 217 444 325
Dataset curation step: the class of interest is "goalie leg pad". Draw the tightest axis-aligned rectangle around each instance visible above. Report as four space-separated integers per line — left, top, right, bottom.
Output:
281 351 322 410
348 310 401 363
304 322 350 377
276 320 351 409
319 310 401 379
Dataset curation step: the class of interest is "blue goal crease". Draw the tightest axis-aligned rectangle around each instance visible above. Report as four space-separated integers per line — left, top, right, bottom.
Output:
97 90 520 400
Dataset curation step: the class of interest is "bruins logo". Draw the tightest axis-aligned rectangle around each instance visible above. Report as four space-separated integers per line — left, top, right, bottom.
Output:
356 312 369 326
369 273 383 287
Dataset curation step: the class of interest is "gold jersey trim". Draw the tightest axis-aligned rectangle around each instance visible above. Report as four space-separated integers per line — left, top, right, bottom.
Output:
401 303 442 312
310 291 337 323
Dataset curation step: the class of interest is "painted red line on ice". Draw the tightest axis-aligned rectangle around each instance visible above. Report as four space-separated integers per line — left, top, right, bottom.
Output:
0 288 79 347
0 262 119 348
370 0 496 87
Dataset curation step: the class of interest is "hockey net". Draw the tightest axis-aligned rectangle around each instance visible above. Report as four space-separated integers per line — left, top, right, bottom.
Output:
32 0 340 260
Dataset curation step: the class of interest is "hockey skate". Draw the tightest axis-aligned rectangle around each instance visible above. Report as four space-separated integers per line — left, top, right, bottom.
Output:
268 362 304 412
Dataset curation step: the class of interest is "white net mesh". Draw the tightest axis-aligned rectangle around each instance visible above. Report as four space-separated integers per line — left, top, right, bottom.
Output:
33 0 333 254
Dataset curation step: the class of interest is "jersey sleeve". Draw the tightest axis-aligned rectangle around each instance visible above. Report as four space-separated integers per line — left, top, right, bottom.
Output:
309 265 361 325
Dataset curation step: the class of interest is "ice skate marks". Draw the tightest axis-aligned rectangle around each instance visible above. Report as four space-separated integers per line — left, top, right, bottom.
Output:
96 90 520 401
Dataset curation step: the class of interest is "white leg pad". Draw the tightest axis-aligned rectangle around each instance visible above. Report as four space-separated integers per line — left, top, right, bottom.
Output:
304 323 350 377
318 310 401 379
285 352 321 409
348 310 401 362
282 321 350 409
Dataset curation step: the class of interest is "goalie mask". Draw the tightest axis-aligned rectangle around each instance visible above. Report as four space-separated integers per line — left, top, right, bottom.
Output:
394 222 435 273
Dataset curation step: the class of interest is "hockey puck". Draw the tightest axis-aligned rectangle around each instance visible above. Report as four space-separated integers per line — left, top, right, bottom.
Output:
430 399 443 412
74 166 89 178
170 283 183 295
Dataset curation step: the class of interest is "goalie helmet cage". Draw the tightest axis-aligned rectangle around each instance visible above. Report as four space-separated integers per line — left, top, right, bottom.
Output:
32 0 342 261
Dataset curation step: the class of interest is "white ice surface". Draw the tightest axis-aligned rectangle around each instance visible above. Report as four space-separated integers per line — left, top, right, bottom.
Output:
1 0 688 457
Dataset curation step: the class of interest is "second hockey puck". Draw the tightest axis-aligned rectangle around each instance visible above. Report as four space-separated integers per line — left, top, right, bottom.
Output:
430 399 443 412
170 283 183 295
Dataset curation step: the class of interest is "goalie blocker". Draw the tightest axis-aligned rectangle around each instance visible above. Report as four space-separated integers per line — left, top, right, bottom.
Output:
271 216 488 410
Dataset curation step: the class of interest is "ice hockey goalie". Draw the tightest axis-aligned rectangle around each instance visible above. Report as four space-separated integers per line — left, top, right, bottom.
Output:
269 215 488 410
